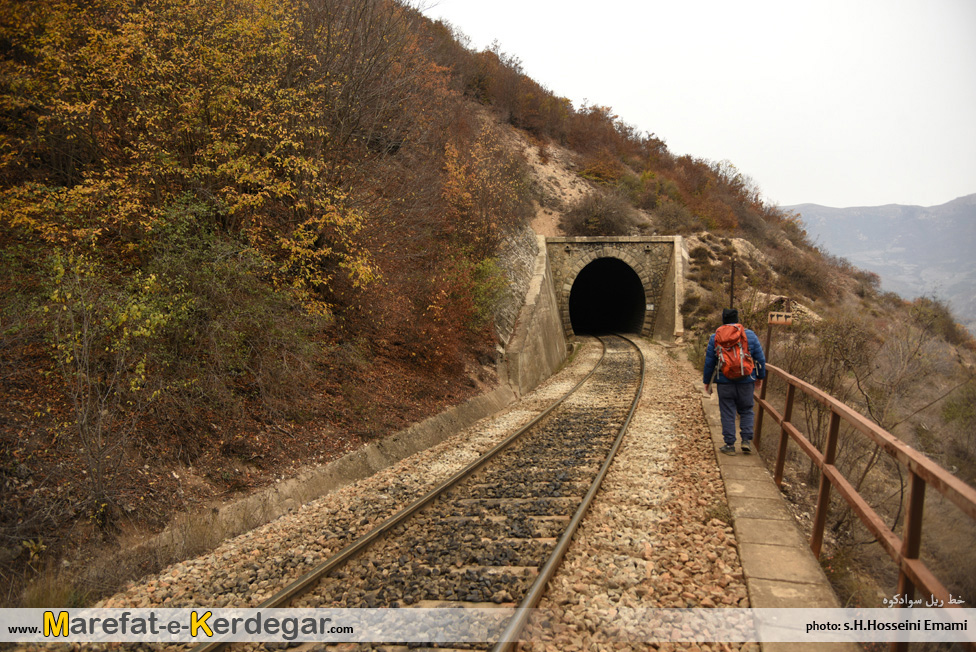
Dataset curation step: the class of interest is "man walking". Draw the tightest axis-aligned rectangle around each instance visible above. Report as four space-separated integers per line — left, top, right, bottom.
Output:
703 308 766 455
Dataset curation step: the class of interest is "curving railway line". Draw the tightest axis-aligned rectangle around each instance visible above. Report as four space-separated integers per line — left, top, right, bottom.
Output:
193 334 646 651
70 334 752 652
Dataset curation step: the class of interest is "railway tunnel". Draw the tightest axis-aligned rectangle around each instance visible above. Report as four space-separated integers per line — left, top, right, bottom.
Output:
569 257 646 334
545 236 682 342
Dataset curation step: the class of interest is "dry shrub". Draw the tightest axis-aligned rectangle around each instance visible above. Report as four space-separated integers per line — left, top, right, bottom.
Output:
683 291 728 334
561 190 639 236
913 296 974 347
144 204 328 445
655 197 701 234
942 380 976 484
580 149 625 184
769 246 838 300
619 172 684 213
19 567 88 609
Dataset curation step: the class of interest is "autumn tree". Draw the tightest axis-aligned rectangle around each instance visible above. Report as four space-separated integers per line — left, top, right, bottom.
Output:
46 253 176 521
442 123 531 259
0 0 462 312
0 0 482 457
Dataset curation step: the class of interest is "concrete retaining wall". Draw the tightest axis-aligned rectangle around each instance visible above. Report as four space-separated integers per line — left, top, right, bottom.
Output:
502 235 570 395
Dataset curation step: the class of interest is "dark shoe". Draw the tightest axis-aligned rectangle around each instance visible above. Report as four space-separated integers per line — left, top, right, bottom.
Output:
741 441 752 454
719 444 736 455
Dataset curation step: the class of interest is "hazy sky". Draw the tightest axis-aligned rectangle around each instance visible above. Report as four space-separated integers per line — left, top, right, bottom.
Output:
421 0 976 209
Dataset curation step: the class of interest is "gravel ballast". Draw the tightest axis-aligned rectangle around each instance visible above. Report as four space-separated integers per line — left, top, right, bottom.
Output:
34 338 756 651
516 338 758 652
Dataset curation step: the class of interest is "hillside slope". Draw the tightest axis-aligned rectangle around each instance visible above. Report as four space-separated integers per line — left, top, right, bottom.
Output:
791 194 976 333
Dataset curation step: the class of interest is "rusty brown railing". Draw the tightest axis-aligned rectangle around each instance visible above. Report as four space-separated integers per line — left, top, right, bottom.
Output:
754 363 976 650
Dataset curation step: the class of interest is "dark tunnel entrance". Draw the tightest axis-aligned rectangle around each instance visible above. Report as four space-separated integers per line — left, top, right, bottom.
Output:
569 257 646 334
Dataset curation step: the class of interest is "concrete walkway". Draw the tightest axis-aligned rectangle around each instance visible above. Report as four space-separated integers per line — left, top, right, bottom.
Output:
700 391 859 652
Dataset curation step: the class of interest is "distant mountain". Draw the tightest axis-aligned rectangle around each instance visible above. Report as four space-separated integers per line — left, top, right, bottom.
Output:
787 194 976 335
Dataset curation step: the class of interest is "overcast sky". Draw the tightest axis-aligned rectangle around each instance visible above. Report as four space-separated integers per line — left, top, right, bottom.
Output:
420 0 976 209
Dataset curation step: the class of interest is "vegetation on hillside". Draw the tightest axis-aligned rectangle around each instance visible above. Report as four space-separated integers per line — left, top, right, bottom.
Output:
0 0 533 602
1 0 973 611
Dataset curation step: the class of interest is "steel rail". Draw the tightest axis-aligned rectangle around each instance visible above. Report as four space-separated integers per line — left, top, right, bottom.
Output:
190 337 610 652
491 333 646 651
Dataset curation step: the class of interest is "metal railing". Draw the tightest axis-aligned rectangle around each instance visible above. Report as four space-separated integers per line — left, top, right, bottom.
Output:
754 363 976 651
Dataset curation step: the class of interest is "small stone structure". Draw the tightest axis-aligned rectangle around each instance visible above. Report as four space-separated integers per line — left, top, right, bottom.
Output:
546 236 684 340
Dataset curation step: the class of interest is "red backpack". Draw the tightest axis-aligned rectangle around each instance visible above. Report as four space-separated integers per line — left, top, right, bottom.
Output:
714 324 755 380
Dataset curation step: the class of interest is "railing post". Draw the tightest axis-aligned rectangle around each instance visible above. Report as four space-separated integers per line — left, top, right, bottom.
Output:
757 323 773 452
774 383 795 486
810 410 840 559
891 471 926 652
764 320 773 363
755 374 769 451
897 470 926 597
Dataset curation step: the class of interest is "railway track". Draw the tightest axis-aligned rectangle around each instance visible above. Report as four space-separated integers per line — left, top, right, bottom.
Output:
195 334 646 651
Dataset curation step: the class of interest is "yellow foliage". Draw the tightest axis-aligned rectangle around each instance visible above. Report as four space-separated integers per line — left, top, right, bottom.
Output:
442 124 528 258
1 0 391 313
271 197 376 316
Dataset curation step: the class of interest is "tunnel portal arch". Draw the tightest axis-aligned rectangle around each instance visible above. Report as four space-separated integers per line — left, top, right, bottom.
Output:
546 237 682 341
570 257 646 334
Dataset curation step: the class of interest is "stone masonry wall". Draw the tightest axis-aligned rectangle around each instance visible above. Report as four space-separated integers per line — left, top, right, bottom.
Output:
546 236 681 340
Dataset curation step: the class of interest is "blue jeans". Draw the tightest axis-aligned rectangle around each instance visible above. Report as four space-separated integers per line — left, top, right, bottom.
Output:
717 382 755 446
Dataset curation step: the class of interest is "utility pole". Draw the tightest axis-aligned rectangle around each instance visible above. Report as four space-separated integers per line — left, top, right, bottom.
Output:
729 256 736 309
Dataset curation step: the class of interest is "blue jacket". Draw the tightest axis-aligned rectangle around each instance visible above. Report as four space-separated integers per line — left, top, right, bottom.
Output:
702 326 766 384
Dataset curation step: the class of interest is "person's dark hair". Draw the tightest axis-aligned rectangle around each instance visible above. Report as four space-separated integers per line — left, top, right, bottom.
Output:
722 308 739 324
